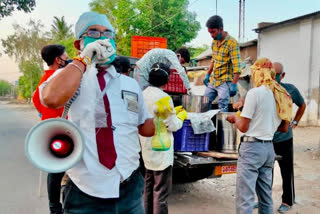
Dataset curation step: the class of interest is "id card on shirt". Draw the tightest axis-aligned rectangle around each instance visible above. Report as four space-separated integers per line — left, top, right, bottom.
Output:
122 90 139 113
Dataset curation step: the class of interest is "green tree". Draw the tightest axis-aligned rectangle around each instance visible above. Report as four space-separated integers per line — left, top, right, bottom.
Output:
50 16 73 41
18 60 42 99
0 79 11 96
89 0 200 55
1 19 49 71
57 37 78 59
1 19 49 99
49 16 78 58
0 0 36 18
188 44 209 59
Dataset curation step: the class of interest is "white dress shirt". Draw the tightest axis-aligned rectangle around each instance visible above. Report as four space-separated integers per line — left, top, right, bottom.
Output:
39 65 151 198
139 86 182 171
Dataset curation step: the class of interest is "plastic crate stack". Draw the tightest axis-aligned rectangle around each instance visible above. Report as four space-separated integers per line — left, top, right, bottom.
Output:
173 120 210 152
131 36 167 58
163 69 187 94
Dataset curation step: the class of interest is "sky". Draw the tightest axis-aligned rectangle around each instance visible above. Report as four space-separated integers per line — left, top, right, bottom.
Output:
0 0 319 83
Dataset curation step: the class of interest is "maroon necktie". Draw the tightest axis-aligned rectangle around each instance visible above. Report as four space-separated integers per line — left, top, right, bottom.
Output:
96 69 117 169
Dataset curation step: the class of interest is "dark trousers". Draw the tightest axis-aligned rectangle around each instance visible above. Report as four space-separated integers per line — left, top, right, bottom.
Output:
143 166 173 214
274 138 295 206
47 172 65 213
63 171 144 214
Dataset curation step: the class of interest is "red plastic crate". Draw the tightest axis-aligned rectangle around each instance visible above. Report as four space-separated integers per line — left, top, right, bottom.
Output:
131 36 167 58
163 69 187 94
173 120 210 152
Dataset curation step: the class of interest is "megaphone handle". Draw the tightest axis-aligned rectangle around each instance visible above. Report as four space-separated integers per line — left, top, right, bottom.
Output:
62 80 82 119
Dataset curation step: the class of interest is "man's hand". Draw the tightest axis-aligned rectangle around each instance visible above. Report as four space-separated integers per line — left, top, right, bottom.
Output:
226 113 237 124
229 83 238 97
203 74 210 86
233 97 245 110
95 39 115 64
138 118 155 137
80 39 115 63
291 123 297 129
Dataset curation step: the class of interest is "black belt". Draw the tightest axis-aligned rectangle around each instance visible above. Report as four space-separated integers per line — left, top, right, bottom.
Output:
240 136 273 143
120 168 140 187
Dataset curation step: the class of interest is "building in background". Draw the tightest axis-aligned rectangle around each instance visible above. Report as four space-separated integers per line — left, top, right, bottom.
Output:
193 39 257 67
254 11 320 126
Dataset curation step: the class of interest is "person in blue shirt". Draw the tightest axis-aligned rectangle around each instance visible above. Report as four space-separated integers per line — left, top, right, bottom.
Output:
272 62 306 213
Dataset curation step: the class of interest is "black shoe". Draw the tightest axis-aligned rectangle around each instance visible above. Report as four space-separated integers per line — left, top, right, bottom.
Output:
50 210 63 214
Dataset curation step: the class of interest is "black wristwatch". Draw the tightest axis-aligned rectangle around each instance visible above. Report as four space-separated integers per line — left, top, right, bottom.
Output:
292 120 298 125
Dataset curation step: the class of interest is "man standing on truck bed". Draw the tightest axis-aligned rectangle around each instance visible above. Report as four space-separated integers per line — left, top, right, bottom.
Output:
227 58 292 214
203 15 241 111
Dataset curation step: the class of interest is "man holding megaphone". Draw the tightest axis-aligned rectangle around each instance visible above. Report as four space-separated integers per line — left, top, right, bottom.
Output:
37 12 155 214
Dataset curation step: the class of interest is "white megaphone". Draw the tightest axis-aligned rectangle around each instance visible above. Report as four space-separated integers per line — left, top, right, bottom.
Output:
25 118 85 173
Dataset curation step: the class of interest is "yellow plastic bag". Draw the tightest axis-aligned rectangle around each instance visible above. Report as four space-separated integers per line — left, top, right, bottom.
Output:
152 96 173 151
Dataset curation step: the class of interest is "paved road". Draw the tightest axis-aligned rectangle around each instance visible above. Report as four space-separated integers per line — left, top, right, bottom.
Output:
0 102 48 214
2 101 319 214
0 102 238 214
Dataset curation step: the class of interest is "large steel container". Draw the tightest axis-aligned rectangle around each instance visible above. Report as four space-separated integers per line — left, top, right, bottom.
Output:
181 95 209 113
215 112 240 153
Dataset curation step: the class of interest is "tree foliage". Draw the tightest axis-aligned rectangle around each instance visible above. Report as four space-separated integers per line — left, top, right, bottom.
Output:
0 79 11 96
57 37 78 58
1 19 49 99
18 60 42 99
89 0 201 55
188 44 209 59
49 16 77 58
1 16 78 100
1 20 49 71
50 16 73 41
0 0 36 18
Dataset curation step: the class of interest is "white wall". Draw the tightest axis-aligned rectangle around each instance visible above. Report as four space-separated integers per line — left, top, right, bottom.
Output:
258 16 320 126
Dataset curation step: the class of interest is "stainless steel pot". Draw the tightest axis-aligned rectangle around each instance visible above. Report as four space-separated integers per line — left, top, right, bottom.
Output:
181 95 209 113
215 112 239 153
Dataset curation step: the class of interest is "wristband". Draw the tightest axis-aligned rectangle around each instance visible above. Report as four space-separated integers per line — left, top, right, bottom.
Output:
73 56 91 67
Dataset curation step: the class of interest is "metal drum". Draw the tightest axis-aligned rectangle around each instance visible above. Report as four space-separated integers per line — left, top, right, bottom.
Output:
215 112 239 153
181 95 209 113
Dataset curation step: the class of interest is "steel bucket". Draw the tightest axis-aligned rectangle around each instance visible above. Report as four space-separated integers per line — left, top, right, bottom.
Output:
181 95 209 113
215 112 239 153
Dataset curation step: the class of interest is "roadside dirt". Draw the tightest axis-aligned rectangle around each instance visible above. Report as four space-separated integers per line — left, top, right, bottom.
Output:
169 126 320 214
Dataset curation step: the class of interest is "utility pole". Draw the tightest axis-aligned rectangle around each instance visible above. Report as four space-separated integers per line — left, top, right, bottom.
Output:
238 0 246 42
243 0 245 41
238 0 242 42
216 0 218 15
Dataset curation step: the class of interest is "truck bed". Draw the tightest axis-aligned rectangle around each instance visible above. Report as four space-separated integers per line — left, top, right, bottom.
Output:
173 152 281 182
